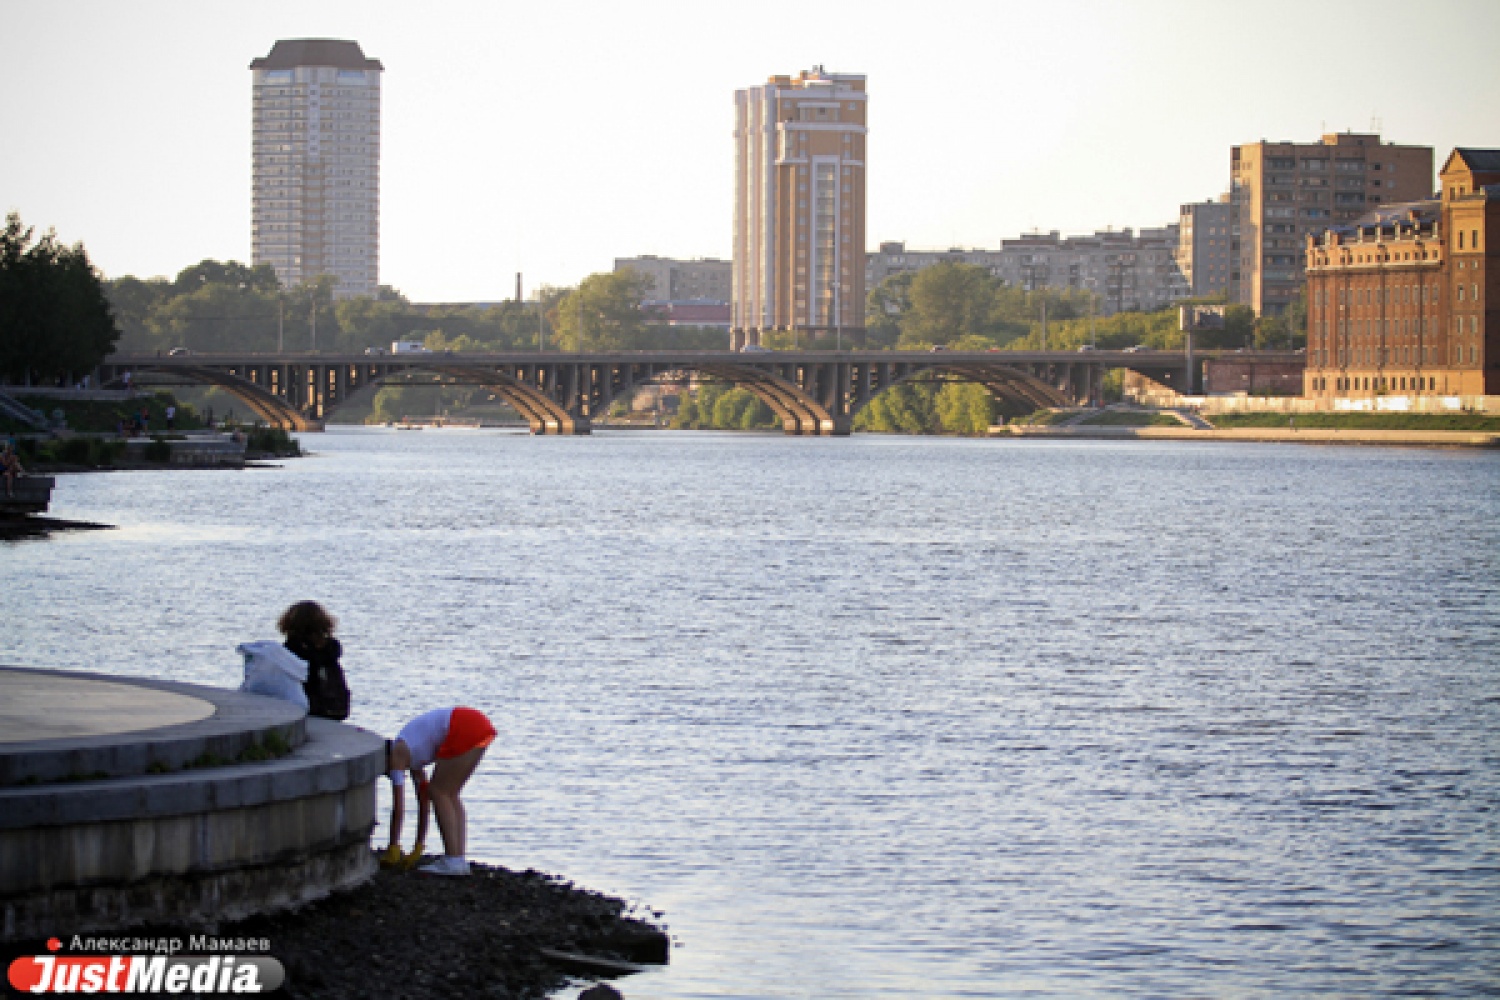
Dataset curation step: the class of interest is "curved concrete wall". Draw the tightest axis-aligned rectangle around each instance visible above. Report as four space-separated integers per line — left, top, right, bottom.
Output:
0 668 385 942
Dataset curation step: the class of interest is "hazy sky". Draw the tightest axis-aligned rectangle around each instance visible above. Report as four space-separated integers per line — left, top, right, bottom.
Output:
4 0 1497 301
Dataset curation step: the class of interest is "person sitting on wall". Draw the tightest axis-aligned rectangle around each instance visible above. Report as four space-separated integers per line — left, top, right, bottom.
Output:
1 445 24 498
383 706 497 876
277 601 351 721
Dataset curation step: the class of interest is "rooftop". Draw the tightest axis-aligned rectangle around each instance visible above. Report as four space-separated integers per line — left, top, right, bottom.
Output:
251 39 383 72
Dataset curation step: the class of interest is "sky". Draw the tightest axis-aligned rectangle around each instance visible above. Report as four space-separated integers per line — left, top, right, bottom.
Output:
3 0 1498 302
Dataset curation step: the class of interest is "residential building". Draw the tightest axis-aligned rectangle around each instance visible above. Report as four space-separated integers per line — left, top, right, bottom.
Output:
614 256 731 303
866 226 1189 316
733 67 867 347
1303 148 1499 401
251 39 382 300
1231 133 1432 318
644 300 732 329
1176 196 1235 298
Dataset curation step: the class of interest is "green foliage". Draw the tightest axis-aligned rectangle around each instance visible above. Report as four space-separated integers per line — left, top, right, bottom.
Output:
142 439 171 463
1079 410 1183 426
853 382 995 435
673 383 778 430
1011 408 1075 426
244 426 301 456
552 270 656 350
865 263 1093 350
57 437 93 464
1252 290 1307 350
0 213 120 383
1208 412 1500 431
902 263 997 346
107 264 567 355
864 272 912 348
14 392 198 434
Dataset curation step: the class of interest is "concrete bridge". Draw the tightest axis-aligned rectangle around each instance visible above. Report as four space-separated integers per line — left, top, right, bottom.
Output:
97 349 1273 435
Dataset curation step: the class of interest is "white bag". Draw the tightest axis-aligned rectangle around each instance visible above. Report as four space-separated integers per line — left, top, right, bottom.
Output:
237 640 310 711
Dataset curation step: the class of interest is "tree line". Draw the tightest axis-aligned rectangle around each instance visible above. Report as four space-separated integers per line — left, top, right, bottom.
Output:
106 262 728 356
0 213 119 385
862 261 1304 353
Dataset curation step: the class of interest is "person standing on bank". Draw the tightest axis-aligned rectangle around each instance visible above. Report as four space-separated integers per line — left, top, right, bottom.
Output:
277 601 351 720
383 706 496 876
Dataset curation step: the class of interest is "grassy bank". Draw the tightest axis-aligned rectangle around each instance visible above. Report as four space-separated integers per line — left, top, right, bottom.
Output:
1079 410 1183 427
1208 412 1500 432
5 393 203 434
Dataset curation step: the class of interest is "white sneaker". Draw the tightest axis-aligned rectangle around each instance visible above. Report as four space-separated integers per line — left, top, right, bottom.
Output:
418 855 469 876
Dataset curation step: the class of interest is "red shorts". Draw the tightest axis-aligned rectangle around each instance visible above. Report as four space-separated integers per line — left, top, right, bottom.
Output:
437 706 496 759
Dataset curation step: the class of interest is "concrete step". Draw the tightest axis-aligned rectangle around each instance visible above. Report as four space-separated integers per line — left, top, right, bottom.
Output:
0 668 306 787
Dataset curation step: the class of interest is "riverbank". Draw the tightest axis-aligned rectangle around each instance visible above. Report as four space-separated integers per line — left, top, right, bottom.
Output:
996 423 1500 447
0 860 667 999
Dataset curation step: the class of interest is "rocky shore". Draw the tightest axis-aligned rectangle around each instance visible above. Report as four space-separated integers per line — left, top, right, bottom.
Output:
2 857 669 999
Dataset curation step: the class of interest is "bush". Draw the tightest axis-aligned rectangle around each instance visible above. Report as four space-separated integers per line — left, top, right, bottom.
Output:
92 439 121 466
245 426 301 456
57 437 92 464
143 439 171 463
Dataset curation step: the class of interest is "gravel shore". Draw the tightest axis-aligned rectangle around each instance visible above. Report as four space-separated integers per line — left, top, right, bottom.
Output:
3 857 668 999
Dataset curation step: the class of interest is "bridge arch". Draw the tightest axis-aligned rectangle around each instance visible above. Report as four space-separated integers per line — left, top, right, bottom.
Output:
422 365 580 435
883 362 1072 418
688 363 839 434
101 365 320 431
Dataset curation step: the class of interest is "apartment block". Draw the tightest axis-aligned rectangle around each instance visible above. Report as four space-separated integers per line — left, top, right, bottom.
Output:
1231 133 1432 318
614 256 732 303
1176 197 1235 298
866 226 1188 316
251 39 382 300
733 67 867 347
1303 148 1498 401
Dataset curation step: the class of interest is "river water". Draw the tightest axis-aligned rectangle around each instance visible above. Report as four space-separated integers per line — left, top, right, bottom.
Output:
5 428 1499 998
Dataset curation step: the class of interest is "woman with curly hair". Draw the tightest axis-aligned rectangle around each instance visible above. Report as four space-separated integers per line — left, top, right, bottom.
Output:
277 601 351 720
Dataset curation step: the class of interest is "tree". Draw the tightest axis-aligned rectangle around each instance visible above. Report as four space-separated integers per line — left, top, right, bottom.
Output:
1253 289 1306 350
0 213 119 384
552 270 655 351
865 272 913 347
901 262 998 347
106 275 172 351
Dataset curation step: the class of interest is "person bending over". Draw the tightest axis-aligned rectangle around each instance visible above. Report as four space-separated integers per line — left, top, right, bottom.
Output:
384 706 496 876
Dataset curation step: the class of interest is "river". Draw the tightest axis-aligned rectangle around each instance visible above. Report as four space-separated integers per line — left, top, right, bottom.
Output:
4 428 1499 998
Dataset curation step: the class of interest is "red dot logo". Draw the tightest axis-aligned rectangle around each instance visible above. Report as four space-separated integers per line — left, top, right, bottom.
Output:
46 938 62 952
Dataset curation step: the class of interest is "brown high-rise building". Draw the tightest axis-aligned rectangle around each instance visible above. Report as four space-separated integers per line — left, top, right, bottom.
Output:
1303 148 1499 400
733 68 867 348
1232 134 1432 317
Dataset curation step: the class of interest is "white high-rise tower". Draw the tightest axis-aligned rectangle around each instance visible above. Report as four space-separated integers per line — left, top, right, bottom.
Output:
251 39 382 299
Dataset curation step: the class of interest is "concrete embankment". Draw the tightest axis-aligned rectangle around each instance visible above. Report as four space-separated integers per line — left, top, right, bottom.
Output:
996 425 1500 447
0 667 384 940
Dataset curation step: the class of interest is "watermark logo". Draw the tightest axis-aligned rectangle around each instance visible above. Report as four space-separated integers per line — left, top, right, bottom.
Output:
7 937 285 994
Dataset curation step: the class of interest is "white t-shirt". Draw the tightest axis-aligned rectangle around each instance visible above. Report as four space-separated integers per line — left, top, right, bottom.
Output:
389 707 454 785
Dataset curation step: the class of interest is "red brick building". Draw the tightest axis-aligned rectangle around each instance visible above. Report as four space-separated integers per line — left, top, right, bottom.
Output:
1303 148 1499 400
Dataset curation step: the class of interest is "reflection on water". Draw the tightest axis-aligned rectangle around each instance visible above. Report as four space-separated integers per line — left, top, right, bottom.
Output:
6 429 1499 998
